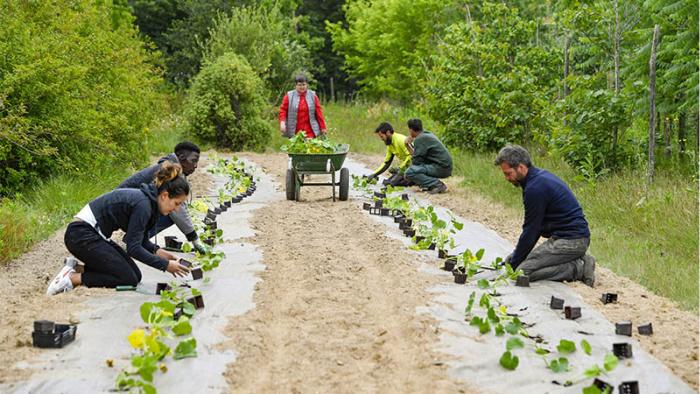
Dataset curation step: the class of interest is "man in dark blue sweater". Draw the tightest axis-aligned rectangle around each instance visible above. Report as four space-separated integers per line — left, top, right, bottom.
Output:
495 145 595 286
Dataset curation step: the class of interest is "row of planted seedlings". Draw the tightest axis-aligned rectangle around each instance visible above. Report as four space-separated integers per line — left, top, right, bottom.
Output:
114 156 258 393
351 176 639 394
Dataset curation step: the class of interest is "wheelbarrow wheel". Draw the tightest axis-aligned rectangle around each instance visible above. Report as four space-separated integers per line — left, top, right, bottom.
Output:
285 169 296 201
339 167 349 201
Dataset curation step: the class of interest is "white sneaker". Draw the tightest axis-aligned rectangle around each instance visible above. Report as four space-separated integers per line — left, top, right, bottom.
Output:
64 256 78 269
46 267 75 295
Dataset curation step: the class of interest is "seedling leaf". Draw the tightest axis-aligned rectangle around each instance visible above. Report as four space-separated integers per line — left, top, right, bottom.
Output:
494 323 505 336
487 307 500 323
603 353 618 372
499 351 519 370
477 279 490 289
505 318 522 335
548 357 570 373
172 317 193 336
581 339 592 355
535 347 550 355
475 248 485 261
465 292 476 315
506 337 525 351
557 339 576 354
174 337 198 360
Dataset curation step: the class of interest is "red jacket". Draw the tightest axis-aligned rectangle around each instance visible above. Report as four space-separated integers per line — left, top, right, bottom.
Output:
279 93 327 138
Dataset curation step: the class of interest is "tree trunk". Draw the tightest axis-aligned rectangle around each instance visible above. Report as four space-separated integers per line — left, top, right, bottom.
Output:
678 112 686 153
563 35 570 126
330 77 335 103
664 115 672 157
647 25 660 185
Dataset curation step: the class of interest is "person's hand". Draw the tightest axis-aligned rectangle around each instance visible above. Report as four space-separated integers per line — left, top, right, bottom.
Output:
156 248 176 261
192 239 210 255
504 253 513 265
166 260 190 278
320 128 327 135
280 121 286 134
405 136 414 145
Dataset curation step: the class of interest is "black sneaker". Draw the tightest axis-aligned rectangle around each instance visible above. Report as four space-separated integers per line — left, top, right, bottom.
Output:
428 181 448 194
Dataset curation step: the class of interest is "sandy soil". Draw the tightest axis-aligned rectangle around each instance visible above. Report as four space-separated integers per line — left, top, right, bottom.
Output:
352 152 699 389
221 152 469 393
0 154 215 384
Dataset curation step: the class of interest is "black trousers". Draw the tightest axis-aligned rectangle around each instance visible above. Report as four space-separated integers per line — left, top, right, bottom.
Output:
64 221 142 288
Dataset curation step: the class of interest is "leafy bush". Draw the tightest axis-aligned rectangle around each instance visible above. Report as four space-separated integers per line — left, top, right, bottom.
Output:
203 4 314 100
425 2 560 151
183 53 272 151
549 73 634 179
0 0 165 196
328 0 464 103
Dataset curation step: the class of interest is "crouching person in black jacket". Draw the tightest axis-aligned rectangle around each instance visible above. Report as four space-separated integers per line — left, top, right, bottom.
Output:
46 162 191 295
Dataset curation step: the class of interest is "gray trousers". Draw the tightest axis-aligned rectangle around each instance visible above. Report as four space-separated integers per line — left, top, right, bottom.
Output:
405 163 451 188
518 237 589 282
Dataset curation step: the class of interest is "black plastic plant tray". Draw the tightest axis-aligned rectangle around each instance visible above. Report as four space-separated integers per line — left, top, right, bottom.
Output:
374 191 386 198
613 342 633 359
191 268 203 280
156 283 172 295
401 193 409 201
363 202 372 210
374 199 383 208
618 381 640 394
203 237 215 246
393 215 404 223
186 295 205 309
179 259 193 268
593 379 614 393
404 229 416 237
206 211 217 221
564 306 581 320
32 323 77 348
453 272 467 284
232 196 243 203
615 321 633 336
550 296 565 310
515 276 530 287
369 207 381 215
442 258 457 271
380 208 391 216
601 293 618 304
637 323 653 335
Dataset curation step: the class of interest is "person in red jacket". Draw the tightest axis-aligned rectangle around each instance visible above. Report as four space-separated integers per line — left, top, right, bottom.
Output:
279 74 327 138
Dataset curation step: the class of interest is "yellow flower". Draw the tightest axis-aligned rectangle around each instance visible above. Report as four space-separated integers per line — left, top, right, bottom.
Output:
127 329 146 349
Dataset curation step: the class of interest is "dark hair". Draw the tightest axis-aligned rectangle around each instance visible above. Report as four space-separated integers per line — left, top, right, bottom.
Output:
154 161 190 197
375 122 394 133
494 144 533 168
294 73 308 84
174 141 200 156
407 118 423 132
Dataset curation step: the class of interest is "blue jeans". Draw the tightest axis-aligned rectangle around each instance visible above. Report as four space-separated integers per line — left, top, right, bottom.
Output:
405 163 452 189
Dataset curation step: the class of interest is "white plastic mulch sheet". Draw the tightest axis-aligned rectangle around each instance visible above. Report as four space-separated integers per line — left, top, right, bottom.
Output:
3 159 282 394
343 157 694 394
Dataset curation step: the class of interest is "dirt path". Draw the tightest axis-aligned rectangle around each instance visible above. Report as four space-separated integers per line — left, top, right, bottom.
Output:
221 153 469 393
353 153 699 389
0 154 215 384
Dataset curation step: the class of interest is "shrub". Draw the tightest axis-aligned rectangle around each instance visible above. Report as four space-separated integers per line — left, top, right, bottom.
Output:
0 0 165 196
183 53 272 151
425 2 560 151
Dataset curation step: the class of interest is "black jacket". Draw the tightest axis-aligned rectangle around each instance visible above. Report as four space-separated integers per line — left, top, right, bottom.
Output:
88 183 168 270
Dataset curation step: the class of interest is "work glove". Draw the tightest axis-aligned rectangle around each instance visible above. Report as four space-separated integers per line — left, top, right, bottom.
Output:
192 239 210 255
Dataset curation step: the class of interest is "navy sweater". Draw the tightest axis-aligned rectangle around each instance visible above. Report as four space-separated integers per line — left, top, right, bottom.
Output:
89 183 169 271
510 167 590 267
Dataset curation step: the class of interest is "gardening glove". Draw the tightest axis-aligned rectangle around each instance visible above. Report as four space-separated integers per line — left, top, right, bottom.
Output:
192 239 210 255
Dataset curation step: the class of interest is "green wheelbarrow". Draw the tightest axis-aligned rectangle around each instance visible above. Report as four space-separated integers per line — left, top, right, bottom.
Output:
285 144 350 202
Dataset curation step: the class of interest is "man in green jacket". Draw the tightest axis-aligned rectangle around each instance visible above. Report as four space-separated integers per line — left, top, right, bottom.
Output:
365 122 413 186
404 118 452 194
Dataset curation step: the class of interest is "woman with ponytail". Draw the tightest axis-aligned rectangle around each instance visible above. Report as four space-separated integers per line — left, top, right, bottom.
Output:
47 162 192 295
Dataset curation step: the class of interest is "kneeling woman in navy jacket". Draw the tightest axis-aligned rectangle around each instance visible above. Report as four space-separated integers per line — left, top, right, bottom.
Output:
47 162 191 295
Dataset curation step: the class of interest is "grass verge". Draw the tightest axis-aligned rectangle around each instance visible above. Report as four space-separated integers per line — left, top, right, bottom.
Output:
319 101 699 311
0 115 184 265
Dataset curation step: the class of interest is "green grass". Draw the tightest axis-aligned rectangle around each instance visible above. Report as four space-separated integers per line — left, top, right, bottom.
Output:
322 101 699 311
0 116 184 265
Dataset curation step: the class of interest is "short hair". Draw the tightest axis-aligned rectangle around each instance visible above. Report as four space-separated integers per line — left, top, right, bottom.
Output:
407 118 423 132
494 144 533 168
174 141 200 156
294 73 308 84
375 122 394 133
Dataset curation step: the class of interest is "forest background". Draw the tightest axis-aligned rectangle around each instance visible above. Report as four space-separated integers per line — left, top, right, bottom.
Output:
0 0 697 309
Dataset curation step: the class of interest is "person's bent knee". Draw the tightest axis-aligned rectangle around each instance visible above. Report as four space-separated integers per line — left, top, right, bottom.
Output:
118 271 140 287
405 166 418 180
